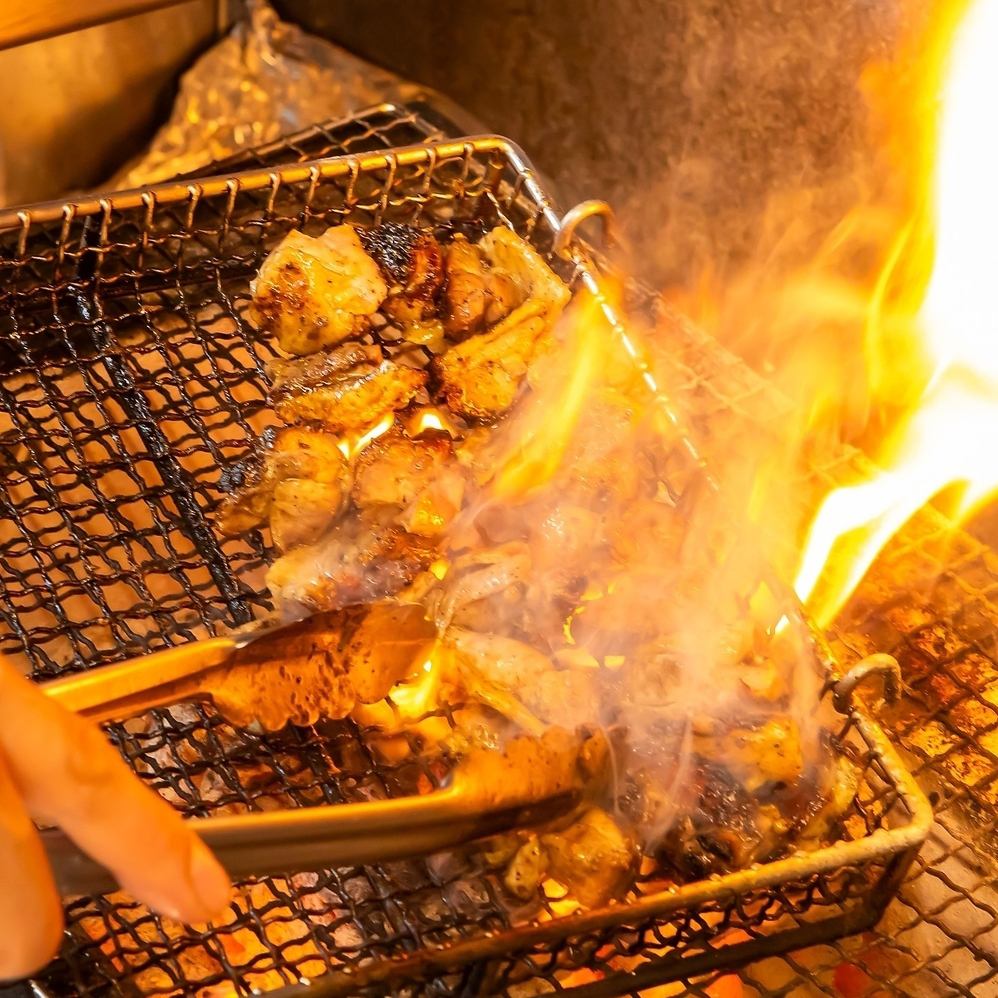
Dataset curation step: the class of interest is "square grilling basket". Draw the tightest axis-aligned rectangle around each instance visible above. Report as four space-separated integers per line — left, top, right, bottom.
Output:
0 104 929 997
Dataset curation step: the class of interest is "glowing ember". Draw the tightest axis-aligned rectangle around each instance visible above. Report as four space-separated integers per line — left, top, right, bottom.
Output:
795 0 998 627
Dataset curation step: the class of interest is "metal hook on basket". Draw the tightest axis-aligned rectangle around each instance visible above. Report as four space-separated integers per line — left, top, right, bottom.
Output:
553 199 621 261
832 653 902 714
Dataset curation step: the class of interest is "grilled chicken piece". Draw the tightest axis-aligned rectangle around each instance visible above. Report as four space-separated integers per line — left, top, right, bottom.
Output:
358 222 444 324
249 227 387 355
693 718 805 794
216 426 348 544
542 807 638 909
351 427 466 537
266 506 436 613
270 479 345 552
621 756 766 880
351 428 454 508
442 238 523 336
216 428 279 535
426 543 532 631
432 229 569 419
431 300 554 421
270 343 426 433
478 226 571 316
444 628 601 732
443 238 489 334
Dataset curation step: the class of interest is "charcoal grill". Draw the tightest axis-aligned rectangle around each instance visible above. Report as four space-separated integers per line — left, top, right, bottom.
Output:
0 108 929 997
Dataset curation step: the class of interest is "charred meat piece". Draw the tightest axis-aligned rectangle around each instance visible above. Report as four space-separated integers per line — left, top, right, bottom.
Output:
442 237 523 336
270 343 427 433
478 226 571 316
648 757 781 880
431 300 554 421
351 427 466 537
358 222 444 324
249 227 387 355
541 807 639 909
216 426 347 545
266 506 436 613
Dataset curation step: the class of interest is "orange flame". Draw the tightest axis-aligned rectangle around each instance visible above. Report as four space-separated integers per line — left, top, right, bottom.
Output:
390 651 441 720
491 289 610 500
405 406 460 438
336 412 395 460
794 0 998 627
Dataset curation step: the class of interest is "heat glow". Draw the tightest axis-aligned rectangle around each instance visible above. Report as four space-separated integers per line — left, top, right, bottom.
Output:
794 0 998 627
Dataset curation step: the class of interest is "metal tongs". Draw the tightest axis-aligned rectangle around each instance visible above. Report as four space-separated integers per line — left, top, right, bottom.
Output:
37 614 583 898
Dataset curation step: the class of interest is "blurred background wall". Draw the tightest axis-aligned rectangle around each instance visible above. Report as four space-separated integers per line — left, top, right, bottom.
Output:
0 0 918 293
275 0 903 290
0 0 219 205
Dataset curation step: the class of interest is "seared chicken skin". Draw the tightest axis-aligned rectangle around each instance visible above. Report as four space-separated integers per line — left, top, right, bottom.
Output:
358 222 445 324
216 426 348 548
478 226 571 317
432 229 570 420
269 343 426 434
249 227 387 355
266 506 436 613
432 301 554 421
442 237 523 336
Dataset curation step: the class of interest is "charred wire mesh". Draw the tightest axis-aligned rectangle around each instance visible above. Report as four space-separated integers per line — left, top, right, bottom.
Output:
0 110 924 998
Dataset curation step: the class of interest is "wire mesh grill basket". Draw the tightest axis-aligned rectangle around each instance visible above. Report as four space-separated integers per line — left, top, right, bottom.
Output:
0 120 928 997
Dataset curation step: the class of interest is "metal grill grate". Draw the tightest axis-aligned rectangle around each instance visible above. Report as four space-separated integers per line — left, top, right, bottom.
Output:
0 110 926 998
168 101 998 998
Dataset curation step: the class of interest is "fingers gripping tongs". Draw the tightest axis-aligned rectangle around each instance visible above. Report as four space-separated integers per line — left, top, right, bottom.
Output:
36 612 584 898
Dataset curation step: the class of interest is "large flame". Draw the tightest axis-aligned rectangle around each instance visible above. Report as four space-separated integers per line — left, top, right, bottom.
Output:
794 0 998 627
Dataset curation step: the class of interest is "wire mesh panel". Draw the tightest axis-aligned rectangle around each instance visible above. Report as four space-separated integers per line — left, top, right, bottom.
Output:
187 101 457 179
0 131 925 998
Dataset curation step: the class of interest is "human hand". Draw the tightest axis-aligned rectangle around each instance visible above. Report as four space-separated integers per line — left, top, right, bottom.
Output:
0 655 231 979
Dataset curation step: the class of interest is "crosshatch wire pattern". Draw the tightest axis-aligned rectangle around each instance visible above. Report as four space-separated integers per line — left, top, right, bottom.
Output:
202 106 998 997
0 124 924 997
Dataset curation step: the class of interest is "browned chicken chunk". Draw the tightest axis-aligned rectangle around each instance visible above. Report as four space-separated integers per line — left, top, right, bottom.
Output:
266 506 436 613
216 426 347 547
270 343 427 433
358 222 444 324
351 428 454 508
249 227 387 355
478 227 571 315
541 807 639 909
442 237 523 336
431 300 554 421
